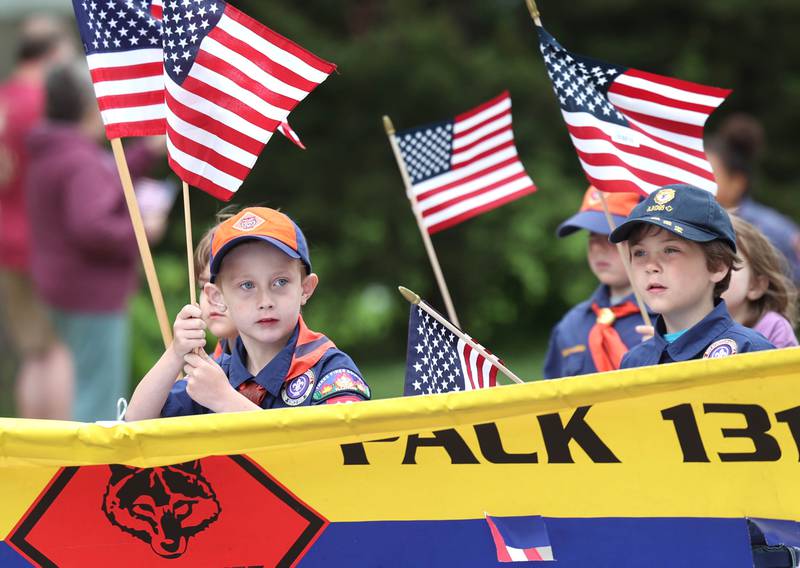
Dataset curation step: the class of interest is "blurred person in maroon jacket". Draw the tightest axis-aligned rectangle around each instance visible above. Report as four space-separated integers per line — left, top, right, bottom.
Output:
0 16 75 419
26 60 164 422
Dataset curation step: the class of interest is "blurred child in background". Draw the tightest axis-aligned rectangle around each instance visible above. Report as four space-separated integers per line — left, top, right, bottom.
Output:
544 187 649 378
194 210 239 359
723 216 798 348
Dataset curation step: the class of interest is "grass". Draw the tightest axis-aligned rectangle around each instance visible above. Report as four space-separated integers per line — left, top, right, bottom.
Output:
359 348 546 400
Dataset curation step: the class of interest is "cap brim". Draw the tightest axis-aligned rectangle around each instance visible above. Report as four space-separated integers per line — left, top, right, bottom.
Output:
609 217 730 248
557 211 628 237
210 236 302 282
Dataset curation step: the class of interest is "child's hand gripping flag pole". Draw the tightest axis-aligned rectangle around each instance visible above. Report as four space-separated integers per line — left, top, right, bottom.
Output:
159 0 336 302
398 286 524 389
523 0 731 329
383 92 537 329
70 0 172 347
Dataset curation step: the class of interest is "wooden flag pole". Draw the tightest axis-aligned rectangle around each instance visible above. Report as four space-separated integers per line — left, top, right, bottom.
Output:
525 0 542 26
597 192 653 327
110 138 173 348
399 286 523 385
383 115 461 328
182 181 196 305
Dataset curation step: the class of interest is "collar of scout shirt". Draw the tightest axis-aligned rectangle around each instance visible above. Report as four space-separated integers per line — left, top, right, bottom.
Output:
228 325 302 397
586 284 640 311
651 300 733 362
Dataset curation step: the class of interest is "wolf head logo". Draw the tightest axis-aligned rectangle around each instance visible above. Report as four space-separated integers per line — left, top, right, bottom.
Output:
102 461 221 559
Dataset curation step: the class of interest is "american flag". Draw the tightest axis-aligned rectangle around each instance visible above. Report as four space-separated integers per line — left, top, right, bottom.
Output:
395 92 537 235
404 305 498 396
537 26 730 196
71 0 166 138
486 515 555 562
162 0 335 201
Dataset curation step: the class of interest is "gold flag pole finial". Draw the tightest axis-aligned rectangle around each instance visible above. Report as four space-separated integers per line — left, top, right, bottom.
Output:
525 0 541 26
382 115 395 136
398 286 421 306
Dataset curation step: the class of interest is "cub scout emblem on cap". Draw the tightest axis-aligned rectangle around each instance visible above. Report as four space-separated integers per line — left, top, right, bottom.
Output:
653 188 676 205
232 212 266 232
703 338 738 359
281 370 315 406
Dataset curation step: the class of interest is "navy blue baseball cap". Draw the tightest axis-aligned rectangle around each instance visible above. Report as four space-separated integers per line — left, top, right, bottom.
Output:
556 186 641 237
608 183 737 252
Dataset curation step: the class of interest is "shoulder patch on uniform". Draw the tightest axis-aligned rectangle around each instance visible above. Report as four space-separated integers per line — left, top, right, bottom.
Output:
281 370 316 406
313 368 370 403
703 338 738 359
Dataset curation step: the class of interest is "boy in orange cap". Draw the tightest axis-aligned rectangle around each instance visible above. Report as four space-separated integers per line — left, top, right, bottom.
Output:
126 207 370 419
543 187 650 378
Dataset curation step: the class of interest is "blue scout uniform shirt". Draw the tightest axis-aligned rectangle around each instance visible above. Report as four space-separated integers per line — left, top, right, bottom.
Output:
161 326 369 417
620 300 774 369
543 285 649 379
737 197 800 283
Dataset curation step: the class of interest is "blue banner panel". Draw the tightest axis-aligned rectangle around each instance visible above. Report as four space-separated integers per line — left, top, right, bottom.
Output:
301 517 753 567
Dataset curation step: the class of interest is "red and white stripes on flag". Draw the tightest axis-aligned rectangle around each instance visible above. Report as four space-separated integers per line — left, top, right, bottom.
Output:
537 26 730 196
87 50 166 138
457 337 499 391
277 120 306 150
150 0 163 20
162 0 335 201
394 91 537 234
71 0 165 138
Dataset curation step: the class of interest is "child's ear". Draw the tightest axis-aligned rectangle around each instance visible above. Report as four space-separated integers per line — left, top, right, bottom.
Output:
746 274 769 301
204 282 227 312
300 273 319 306
710 264 730 285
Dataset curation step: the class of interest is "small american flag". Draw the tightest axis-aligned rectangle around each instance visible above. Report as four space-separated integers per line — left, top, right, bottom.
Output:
404 305 498 396
485 514 555 562
162 0 335 201
537 26 730 196
395 92 537 235
71 0 165 138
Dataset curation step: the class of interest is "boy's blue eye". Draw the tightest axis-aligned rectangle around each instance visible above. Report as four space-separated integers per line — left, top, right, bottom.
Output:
240 281 255 290
274 278 289 288
632 249 646 258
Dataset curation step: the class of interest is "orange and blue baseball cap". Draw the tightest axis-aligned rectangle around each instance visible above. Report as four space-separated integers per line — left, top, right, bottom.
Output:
209 207 311 282
556 186 642 237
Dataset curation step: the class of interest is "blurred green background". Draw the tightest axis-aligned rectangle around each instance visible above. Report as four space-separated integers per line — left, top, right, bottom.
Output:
1 0 798 412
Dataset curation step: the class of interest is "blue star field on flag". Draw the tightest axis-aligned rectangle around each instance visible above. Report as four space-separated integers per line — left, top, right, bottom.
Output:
73 0 161 55
162 0 224 84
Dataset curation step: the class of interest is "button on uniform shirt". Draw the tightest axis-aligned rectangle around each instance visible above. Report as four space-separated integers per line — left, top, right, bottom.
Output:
544 285 648 379
620 300 774 368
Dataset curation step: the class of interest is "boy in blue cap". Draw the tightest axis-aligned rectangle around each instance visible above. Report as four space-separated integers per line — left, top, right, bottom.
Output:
609 184 774 368
126 207 370 420
544 187 650 379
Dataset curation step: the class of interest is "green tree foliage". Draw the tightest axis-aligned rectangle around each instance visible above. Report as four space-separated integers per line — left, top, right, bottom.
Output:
132 0 800 382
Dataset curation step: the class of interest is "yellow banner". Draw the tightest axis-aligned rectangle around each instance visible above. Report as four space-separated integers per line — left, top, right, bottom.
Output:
2 348 799 544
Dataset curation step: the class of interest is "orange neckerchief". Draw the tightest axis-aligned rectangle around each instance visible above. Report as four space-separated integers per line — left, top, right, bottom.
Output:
588 301 641 372
237 316 335 405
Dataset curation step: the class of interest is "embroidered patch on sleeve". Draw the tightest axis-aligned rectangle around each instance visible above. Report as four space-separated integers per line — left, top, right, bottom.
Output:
312 369 370 404
703 338 738 359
